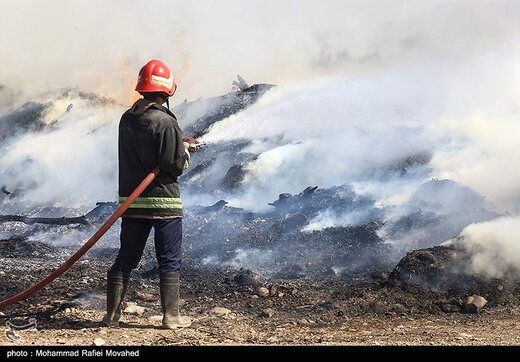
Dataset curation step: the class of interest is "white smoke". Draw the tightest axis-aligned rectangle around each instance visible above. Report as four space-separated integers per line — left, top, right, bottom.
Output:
451 216 520 278
302 208 377 233
431 115 520 214
202 73 436 209
201 60 519 210
0 93 122 211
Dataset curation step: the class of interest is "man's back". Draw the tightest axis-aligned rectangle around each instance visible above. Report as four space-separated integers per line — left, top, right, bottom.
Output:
118 98 189 219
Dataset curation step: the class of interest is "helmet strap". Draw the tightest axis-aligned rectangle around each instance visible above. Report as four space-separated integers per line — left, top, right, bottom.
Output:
166 98 170 110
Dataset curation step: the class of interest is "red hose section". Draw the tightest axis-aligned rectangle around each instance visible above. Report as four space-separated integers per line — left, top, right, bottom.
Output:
0 167 161 309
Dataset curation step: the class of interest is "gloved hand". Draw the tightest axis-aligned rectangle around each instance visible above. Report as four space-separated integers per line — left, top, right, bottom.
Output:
183 142 191 160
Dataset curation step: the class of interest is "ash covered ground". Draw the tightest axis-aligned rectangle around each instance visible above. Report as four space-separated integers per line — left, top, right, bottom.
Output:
1 80 520 345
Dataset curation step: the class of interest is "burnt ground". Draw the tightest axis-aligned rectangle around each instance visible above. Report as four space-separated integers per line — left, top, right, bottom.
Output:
2 243 520 346
1 82 518 345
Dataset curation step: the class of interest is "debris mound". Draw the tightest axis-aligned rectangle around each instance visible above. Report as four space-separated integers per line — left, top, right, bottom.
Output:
0 237 56 258
389 245 520 306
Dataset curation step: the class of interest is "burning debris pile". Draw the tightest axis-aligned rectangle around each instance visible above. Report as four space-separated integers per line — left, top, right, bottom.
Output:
1 77 519 321
385 242 520 314
389 245 513 302
183 183 395 278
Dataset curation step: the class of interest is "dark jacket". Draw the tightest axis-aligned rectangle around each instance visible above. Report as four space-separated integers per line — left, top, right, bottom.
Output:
118 98 189 219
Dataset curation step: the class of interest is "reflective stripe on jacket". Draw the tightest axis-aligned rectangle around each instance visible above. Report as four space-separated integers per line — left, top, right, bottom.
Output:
119 197 183 209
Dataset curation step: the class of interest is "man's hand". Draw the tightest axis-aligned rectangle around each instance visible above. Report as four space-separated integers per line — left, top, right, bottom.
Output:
183 136 198 144
183 136 202 152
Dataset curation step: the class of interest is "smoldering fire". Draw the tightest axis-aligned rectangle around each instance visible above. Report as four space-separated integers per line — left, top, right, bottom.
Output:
1 0 520 288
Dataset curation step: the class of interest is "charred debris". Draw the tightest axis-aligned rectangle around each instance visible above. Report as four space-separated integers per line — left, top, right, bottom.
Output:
1 77 518 315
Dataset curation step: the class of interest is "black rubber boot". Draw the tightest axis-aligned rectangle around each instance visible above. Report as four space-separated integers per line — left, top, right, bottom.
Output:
160 272 191 329
102 271 130 327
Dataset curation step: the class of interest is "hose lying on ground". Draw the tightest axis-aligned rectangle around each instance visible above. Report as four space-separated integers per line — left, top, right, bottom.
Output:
0 167 161 310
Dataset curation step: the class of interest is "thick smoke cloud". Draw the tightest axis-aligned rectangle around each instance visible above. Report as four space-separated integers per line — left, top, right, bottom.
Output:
0 93 122 211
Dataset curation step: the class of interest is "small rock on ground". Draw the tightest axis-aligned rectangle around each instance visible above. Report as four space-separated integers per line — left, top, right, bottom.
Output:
124 305 145 316
464 295 487 314
257 287 270 298
93 338 105 346
210 307 232 316
259 309 274 318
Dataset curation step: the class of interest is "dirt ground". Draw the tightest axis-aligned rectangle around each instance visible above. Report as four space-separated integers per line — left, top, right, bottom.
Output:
3 308 520 346
2 254 520 346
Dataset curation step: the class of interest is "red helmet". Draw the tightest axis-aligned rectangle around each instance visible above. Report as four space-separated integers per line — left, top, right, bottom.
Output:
135 59 177 96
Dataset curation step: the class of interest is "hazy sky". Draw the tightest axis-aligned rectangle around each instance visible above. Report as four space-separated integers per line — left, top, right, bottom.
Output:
1 0 519 105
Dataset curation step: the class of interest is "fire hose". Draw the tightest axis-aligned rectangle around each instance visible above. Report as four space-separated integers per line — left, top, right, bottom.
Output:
0 166 161 310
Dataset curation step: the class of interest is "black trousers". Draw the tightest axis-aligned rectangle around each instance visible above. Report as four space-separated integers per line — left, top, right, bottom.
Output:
110 217 183 274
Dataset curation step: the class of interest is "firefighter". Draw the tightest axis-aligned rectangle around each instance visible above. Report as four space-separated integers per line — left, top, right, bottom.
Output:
103 60 193 329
